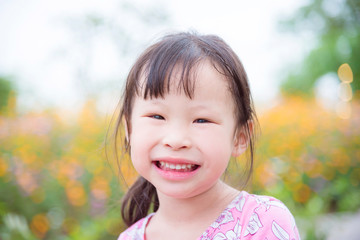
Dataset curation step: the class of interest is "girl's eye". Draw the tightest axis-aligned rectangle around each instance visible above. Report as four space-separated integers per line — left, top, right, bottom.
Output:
194 119 210 123
149 115 165 120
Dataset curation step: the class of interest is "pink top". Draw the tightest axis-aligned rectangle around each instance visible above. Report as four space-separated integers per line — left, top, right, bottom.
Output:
118 191 301 240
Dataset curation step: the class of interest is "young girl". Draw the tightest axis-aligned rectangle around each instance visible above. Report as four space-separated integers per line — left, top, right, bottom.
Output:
113 32 300 240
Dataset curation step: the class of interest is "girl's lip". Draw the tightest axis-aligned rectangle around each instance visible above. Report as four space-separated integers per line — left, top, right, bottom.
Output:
153 163 200 180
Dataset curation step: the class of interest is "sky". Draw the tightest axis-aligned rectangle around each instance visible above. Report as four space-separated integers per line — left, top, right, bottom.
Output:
0 0 308 114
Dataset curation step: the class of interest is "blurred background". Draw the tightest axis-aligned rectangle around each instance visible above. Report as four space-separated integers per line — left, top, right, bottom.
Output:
0 0 359 239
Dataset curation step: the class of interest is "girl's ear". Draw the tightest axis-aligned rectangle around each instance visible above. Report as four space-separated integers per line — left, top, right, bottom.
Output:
231 121 253 157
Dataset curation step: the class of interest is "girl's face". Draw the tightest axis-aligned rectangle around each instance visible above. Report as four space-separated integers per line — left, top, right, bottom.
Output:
128 61 247 199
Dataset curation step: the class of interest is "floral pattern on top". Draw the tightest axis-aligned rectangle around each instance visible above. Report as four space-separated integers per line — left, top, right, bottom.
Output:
118 191 301 240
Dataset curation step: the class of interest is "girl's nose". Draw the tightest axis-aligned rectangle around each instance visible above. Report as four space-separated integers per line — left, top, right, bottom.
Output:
162 126 191 150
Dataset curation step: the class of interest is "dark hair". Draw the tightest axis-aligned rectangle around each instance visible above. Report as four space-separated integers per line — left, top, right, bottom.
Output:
110 32 258 227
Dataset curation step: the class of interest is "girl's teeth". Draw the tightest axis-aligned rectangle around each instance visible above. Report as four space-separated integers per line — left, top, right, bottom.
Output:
158 161 196 171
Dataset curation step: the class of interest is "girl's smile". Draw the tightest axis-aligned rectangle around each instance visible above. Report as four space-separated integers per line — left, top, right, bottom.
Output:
153 159 200 181
154 157 199 172
128 60 247 199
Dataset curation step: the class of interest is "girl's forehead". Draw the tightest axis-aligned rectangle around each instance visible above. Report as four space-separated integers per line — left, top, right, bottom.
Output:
137 60 229 98
133 61 236 117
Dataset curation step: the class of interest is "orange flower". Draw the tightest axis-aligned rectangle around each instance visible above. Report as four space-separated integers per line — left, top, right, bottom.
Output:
65 181 87 207
292 183 312 203
0 157 8 177
90 176 110 200
30 214 49 239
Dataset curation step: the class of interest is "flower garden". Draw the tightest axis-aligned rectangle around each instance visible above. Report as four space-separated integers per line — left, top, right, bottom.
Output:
0 95 359 239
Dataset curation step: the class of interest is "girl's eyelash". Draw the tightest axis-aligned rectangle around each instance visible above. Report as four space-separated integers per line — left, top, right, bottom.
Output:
147 115 210 123
149 115 165 120
194 119 210 123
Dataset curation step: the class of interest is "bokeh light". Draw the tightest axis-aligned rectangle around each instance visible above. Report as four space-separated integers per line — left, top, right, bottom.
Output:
336 63 354 119
338 63 353 83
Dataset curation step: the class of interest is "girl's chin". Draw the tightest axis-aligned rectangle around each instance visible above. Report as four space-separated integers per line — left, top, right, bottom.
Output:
153 179 223 201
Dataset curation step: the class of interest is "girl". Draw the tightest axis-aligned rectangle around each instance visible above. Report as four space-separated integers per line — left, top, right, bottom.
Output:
113 32 300 240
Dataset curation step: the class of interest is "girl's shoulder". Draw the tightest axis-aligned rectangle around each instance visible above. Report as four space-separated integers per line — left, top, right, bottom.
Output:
117 213 154 240
200 191 301 240
241 191 293 214
241 191 301 239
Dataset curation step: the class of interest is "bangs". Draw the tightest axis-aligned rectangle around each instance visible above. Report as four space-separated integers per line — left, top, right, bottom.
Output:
139 36 205 99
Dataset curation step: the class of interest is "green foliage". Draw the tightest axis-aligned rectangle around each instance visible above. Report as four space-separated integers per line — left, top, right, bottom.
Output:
0 77 13 113
280 0 360 95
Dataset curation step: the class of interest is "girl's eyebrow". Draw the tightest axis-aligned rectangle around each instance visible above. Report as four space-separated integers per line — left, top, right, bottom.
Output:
155 97 217 107
183 105 220 115
144 98 166 105
140 99 169 109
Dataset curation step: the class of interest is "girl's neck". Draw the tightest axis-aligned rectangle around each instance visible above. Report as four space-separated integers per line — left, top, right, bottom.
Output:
144 181 239 240
155 181 239 224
